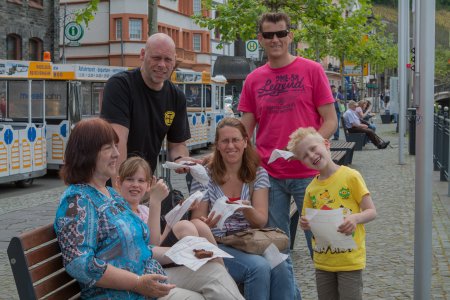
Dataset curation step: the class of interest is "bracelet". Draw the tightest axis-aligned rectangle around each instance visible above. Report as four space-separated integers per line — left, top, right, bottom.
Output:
132 274 140 292
173 155 183 162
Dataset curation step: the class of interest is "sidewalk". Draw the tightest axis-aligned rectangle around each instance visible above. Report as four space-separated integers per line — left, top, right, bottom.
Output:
0 119 448 299
292 120 449 300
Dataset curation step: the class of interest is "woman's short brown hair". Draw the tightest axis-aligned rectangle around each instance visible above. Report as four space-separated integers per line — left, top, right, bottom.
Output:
60 118 119 185
209 117 260 185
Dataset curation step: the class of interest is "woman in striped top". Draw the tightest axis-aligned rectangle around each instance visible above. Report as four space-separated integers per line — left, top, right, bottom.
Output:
190 117 294 300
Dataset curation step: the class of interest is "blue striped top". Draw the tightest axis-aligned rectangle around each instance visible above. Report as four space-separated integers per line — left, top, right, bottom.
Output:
190 166 270 237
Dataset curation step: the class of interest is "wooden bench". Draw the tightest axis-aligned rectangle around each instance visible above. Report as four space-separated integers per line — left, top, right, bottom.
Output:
7 223 81 300
330 150 347 165
330 141 356 165
289 199 299 250
341 116 367 151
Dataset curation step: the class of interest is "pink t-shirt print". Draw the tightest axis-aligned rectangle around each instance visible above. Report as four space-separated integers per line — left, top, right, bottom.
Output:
239 57 335 179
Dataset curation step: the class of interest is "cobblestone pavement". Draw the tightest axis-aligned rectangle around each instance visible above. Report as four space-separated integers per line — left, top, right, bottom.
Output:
0 120 448 299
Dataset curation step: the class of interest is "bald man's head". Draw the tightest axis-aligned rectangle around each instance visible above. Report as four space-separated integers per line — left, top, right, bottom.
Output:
146 33 176 50
139 33 176 90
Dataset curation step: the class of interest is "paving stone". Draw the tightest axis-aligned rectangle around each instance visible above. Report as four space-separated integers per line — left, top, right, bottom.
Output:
0 120 448 299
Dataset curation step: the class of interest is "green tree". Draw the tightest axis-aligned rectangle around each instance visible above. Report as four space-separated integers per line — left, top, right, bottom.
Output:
435 46 450 83
194 0 395 98
74 0 99 27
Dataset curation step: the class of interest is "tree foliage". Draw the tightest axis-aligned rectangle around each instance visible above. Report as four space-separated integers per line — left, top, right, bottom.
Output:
74 0 398 74
194 0 396 72
435 46 450 83
74 0 99 27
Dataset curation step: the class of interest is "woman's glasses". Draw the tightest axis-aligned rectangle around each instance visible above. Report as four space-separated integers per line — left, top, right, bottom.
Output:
261 30 290 39
219 138 244 146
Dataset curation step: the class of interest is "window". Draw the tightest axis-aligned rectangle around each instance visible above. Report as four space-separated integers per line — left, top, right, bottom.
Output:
183 32 190 49
115 18 122 40
29 38 43 61
6 34 22 60
193 0 202 15
129 19 142 40
193 34 201 52
92 83 105 115
8 80 67 120
179 0 189 15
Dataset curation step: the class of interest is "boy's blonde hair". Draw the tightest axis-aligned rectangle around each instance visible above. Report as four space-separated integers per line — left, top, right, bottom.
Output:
118 156 152 183
287 127 324 153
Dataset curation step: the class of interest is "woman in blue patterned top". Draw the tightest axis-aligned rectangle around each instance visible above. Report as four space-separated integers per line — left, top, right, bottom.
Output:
54 118 243 300
190 118 295 300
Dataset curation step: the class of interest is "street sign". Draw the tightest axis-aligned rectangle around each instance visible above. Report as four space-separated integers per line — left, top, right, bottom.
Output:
64 22 84 42
246 40 260 60
67 41 80 47
343 60 368 76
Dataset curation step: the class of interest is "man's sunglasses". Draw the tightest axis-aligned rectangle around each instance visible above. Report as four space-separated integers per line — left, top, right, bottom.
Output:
261 30 290 39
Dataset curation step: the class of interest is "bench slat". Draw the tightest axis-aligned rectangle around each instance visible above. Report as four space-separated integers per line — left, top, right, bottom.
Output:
289 200 299 250
42 280 80 300
9 223 81 299
26 240 61 267
289 199 297 217
330 141 356 165
34 271 75 299
30 254 65 283
331 150 347 165
21 223 56 251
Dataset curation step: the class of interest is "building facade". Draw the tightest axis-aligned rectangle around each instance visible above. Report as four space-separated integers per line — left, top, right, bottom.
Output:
0 0 59 62
59 0 230 72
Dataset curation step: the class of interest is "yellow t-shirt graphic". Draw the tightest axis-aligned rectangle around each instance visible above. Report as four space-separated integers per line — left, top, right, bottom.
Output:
302 166 370 272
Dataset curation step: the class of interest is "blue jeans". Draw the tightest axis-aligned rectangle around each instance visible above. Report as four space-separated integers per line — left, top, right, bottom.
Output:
334 111 341 139
219 244 295 300
268 176 315 300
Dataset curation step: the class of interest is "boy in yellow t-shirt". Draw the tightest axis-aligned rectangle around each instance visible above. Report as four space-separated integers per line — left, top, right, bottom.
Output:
287 127 377 300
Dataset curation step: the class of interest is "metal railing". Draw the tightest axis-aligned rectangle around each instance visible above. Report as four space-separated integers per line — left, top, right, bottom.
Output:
433 105 449 183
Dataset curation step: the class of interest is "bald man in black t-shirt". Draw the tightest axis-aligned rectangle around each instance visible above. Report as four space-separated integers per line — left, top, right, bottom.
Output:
101 33 192 177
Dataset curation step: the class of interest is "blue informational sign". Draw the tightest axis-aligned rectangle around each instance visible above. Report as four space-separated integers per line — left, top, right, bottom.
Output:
60 124 67 137
215 115 224 124
344 76 351 88
28 127 36 142
4 129 13 145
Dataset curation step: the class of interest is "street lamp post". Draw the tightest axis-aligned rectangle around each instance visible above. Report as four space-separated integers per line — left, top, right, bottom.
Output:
62 3 67 63
148 0 158 36
60 4 80 64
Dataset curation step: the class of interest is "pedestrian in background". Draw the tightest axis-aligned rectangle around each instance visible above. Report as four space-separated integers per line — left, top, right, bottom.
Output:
238 11 337 299
331 85 342 140
343 101 390 149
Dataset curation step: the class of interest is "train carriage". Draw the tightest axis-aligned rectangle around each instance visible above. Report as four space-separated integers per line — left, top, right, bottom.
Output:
0 60 228 184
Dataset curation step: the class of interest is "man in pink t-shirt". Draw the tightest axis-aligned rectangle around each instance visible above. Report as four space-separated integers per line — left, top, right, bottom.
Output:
238 12 337 300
